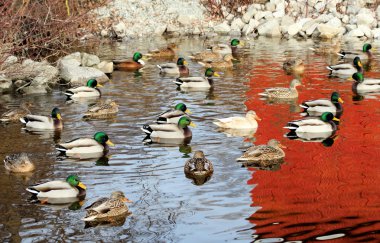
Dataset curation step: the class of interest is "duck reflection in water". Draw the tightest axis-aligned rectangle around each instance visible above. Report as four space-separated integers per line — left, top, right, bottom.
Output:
286 130 339 147
184 151 214 186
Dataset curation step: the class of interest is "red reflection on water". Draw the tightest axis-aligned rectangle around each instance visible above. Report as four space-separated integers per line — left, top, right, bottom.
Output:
244 59 380 242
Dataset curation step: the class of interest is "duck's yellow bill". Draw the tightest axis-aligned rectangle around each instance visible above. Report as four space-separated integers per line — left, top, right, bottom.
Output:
141 56 150 61
97 84 103 87
183 61 188 65
79 200 85 206
358 61 363 68
338 97 344 103
78 182 87 190
347 77 354 81
238 40 245 47
213 72 220 77
57 114 62 120
333 117 340 122
279 144 287 149
372 48 377 51
106 140 115 146
255 115 262 121
185 109 192 114
123 198 133 203
189 122 197 128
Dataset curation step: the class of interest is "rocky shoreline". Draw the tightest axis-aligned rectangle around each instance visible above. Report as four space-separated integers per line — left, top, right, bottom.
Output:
94 0 380 40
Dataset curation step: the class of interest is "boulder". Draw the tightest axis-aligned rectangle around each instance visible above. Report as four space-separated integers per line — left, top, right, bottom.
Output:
358 25 372 38
357 13 376 27
81 53 100 67
327 17 342 28
254 11 267 21
257 19 281 37
112 21 127 37
0 75 12 93
96 61 113 74
1 55 18 70
154 25 167 35
348 28 365 37
231 18 245 30
177 15 197 26
242 19 259 36
242 5 256 23
280 15 295 33
265 2 276 12
213 22 231 34
317 24 340 38
288 22 303 37
372 28 380 39
306 23 319 36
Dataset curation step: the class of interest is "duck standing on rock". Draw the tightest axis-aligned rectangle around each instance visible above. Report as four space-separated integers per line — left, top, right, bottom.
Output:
0 102 33 123
4 153 35 173
114 52 147 71
82 191 132 222
300 92 344 118
26 175 86 204
173 68 220 90
65 79 102 99
156 103 191 124
157 57 189 76
184 151 214 185
20 107 63 130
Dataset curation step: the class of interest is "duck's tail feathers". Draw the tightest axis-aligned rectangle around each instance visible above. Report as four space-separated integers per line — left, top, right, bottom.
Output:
236 157 250 162
299 104 309 109
258 92 268 97
156 117 167 124
336 52 345 57
284 131 299 139
0 118 10 122
144 53 153 57
309 47 316 51
26 187 39 195
173 78 183 86
326 66 333 71
300 112 308 117
156 65 162 71
19 117 28 124
141 125 153 134
64 91 74 97
198 62 206 66
81 216 97 222
55 145 67 153
188 55 195 59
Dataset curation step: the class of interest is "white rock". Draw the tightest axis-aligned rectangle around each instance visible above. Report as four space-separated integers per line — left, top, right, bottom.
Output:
0 75 12 92
96 61 113 74
306 23 319 36
226 13 235 22
255 11 267 21
372 28 380 39
345 24 357 32
100 29 109 37
348 28 365 37
154 25 167 35
193 27 201 35
315 2 325 12
166 24 179 33
357 13 375 27
62 52 81 64
231 18 245 30
213 22 231 34
288 22 303 37
358 25 372 38
242 6 256 24
317 24 341 38
81 53 100 67
264 11 273 20
302 19 316 31
276 2 285 12
273 10 285 18
112 22 127 37
178 14 197 26
265 2 276 12
242 19 259 36
376 6 380 19
327 17 342 28
0 55 18 70
342 15 349 24
316 14 332 23
257 19 281 37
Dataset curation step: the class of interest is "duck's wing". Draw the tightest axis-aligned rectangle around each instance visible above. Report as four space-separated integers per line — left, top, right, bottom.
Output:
302 99 332 108
158 110 185 119
287 117 327 126
85 197 109 210
90 199 124 213
23 114 51 123
363 78 380 85
237 145 276 161
158 63 177 69
28 181 71 192
149 123 179 132
177 77 206 83
328 63 353 70
58 138 98 149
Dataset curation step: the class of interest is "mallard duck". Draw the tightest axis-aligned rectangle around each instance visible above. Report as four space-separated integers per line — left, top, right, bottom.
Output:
114 52 146 71
146 43 178 58
83 99 119 119
0 102 33 123
327 56 363 77
157 57 189 75
284 112 339 134
300 92 344 118
156 103 191 124
20 107 63 130
65 79 102 99
350 72 380 93
4 153 35 173
184 151 214 176
213 110 261 129
26 175 86 204
337 43 374 60
209 39 243 55
198 54 236 69
188 51 222 61
259 79 302 99
309 40 341 55
142 116 195 141
236 139 286 166
283 58 305 76
56 132 114 159
82 191 132 222
173 68 220 89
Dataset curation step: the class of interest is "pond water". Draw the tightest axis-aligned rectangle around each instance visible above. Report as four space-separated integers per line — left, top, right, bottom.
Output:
0 36 379 242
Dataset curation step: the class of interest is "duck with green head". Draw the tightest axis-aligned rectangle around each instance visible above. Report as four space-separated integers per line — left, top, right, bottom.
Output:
20 107 63 130
156 103 192 124
300 92 344 118
284 112 339 134
327 56 363 77
350 72 380 93
65 79 102 99
212 39 243 55
338 43 375 60
142 116 196 143
26 175 87 204
189 39 243 61
173 68 220 89
56 132 114 159
157 57 189 75
114 52 147 71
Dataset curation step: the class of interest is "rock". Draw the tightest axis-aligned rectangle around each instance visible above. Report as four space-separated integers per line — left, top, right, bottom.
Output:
242 5 256 23
62 52 81 64
154 25 167 35
316 14 332 23
257 19 281 37
100 29 108 37
357 13 376 27
254 11 267 21
376 6 380 19
342 15 349 24
231 18 245 30
226 13 235 22
58 58 109 86
317 24 340 38
358 25 372 38
112 22 127 38
280 15 295 33
0 75 12 93
265 2 276 12
315 2 325 12
302 19 316 31
327 17 342 28
166 24 180 33
273 10 285 18
192 27 201 35
264 11 273 20
346 24 357 32
372 28 380 39
178 15 197 26
348 28 365 37
242 19 259 36
81 53 100 67
1 55 18 70
213 22 231 35
306 23 319 36
96 61 113 74
288 22 303 37
229 30 242 36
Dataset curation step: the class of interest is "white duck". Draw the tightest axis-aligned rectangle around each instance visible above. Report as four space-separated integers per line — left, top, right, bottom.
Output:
213 110 261 129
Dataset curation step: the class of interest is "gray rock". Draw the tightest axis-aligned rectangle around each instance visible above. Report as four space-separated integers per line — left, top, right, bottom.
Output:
1 56 18 70
112 21 127 37
229 30 242 36
317 24 340 38
213 22 231 34
242 19 259 36
166 24 180 33
81 53 100 67
154 25 167 35
96 61 113 74
342 15 349 24
226 13 235 22
257 19 281 37
192 27 201 35
306 23 319 36
100 29 109 37
0 75 12 93
255 11 267 21
231 18 245 30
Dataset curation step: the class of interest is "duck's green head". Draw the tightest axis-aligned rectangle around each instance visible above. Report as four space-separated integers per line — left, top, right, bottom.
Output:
231 39 240 47
353 56 363 69
205 68 220 77
86 79 102 88
51 107 62 120
352 72 364 83
174 103 191 114
133 52 143 62
177 57 188 66
362 43 372 52
94 132 114 146
331 92 344 103
66 175 86 190
321 112 340 122
178 116 196 128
